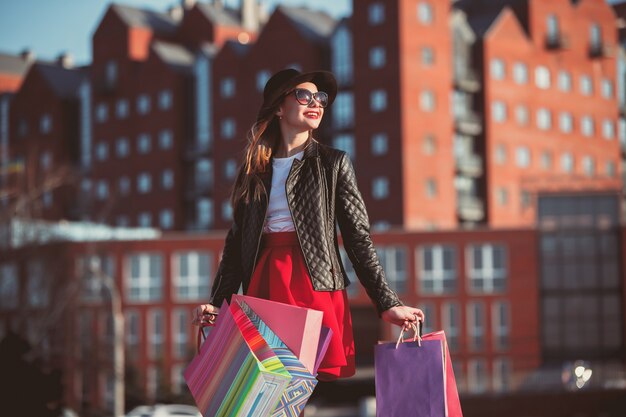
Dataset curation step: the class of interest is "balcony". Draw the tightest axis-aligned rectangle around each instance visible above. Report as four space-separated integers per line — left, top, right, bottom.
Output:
454 69 481 93
455 112 483 136
589 43 613 59
457 195 484 222
456 154 483 178
545 33 570 50
186 179 213 200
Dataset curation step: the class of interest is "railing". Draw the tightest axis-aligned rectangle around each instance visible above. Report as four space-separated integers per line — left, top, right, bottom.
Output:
455 112 483 136
457 195 484 222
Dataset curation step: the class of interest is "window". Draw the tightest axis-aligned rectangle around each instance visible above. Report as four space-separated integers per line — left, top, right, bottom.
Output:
371 133 388 156
40 152 52 170
197 198 213 229
559 112 573 133
161 169 174 189
174 251 211 301
541 151 553 170
425 178 437 198
423 134 436 155
172 309 189 359
515 146 530 168
582 156 595 177
535 66 551 89
27 261 48 307
333 134 355 161
224 159 237 180
601 78 613 99
496 187 508 206
492 101 507 123
421 46 434 66
547 14 559 41
117 215 129 227
606 160 616 177
376 246 407 293
220 77 235 98
118 176 130 195
370 89 387 112
580 75 593 96
372 176 389 199
558 70 572 91
137 133 151 154
418 246 456 294
148 309 164 359
221 118 236 139
136 94 151 115
333 91 354 129
158 89 172 110
442 302 460 351
137 172 152 194
368 2 385 25
42 191 53 208
513 62 528 84
158 129 173 149
602 119 614 139
417 2 433 24
590 23 602 50
467 244 507 293
536 108 552 130
256 70 271 92
515 105 528 126
222 200 233 221
331 26 353 85
490 59 505 80
467 301 486 351
495 144 506 164
493 358 512 393
561 153 574 173
581 116 594 137
116 99 129 119
96 180 109 200
492 301 510 350
369 46 386 69
127 253 162 301
95 103 108 123
125 310 140 360
95 142 108 161
420 90 435 112
467 359 488 393
138 212 152 227
0 264 18 309
116 137 129 158
159 210 173 229
40 114 52 134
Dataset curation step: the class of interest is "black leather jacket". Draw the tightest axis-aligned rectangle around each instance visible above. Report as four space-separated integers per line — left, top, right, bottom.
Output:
210 139 402 316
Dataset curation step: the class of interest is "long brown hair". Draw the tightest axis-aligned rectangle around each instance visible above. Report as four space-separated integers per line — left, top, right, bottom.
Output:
231 107 282 209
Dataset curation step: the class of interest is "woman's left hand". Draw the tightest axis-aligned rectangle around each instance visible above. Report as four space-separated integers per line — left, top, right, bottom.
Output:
382 305 425 328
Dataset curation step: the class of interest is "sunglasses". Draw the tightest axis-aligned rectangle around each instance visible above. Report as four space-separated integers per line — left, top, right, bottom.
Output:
290 88 329 108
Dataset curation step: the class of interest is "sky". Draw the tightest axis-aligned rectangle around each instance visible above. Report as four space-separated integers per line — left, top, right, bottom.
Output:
0 0 351 66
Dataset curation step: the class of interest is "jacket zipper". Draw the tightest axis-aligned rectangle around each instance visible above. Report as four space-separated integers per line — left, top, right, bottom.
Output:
251 177 269 272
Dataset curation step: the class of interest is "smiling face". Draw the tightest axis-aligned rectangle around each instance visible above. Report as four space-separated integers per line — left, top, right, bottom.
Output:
276 81 324 132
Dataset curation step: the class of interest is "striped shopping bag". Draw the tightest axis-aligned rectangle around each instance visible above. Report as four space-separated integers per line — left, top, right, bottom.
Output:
233 299 319 417
184 300 292 417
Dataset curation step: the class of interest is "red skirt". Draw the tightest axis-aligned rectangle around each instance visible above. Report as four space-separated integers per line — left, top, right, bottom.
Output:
247 231 356 380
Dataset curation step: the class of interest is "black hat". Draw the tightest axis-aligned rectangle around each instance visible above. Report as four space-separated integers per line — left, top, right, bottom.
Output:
258 68 337 120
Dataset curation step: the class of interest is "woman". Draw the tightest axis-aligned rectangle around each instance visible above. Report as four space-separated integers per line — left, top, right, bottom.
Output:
193 68 424 381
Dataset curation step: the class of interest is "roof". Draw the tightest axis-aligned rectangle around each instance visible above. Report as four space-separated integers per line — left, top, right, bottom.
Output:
110 3 178 34
278 6 337 44
0 52 34 76
152 40 195 73
196 3 242 27
453 0 527 38
35 63 88 99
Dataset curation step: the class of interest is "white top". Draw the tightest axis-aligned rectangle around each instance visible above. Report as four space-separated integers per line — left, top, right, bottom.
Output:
263 150 304 233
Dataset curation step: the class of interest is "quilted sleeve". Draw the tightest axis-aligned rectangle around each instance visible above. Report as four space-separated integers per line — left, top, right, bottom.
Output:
334 152 402 316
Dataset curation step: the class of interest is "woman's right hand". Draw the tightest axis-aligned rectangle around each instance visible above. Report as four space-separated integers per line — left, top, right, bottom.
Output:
192 303 220 326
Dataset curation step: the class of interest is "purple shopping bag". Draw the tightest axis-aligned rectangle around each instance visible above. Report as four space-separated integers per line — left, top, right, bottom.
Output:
375 335 446 417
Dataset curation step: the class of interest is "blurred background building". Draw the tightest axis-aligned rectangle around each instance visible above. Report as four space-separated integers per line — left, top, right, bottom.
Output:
0 0 625 416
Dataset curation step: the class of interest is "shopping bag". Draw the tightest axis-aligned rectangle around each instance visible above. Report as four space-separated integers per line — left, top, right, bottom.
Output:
422 331 463 417
184 300 292 417
313 326 333 375
232 294 323 374
375 326 446 417
233 299 318 417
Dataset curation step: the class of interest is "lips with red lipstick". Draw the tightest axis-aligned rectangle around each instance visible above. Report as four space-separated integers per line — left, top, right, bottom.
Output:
304 110 321 119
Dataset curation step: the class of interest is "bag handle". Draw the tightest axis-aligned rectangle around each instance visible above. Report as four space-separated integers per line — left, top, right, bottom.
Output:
196 313 218 353
395 318 423 349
